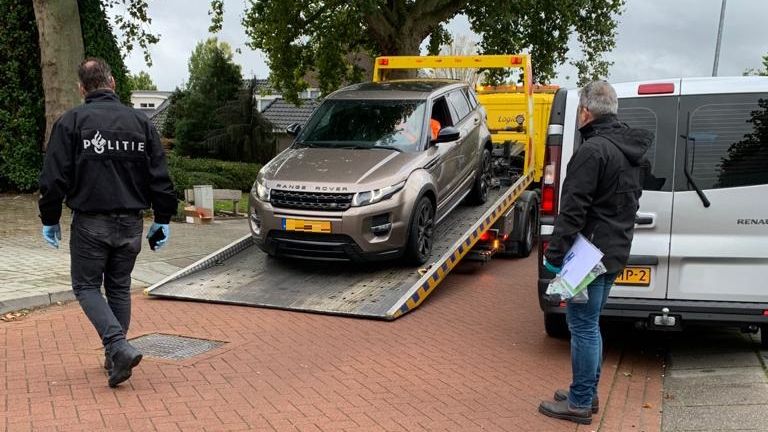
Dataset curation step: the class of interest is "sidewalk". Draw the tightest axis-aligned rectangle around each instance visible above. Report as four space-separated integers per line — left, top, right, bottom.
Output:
0 194 245 314
0 193 664 431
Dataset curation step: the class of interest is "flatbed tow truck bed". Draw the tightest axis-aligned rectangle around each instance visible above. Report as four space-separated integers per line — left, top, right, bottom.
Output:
146 175 531 320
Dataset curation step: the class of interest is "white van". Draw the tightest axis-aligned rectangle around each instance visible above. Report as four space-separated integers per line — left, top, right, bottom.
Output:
537 77 768 346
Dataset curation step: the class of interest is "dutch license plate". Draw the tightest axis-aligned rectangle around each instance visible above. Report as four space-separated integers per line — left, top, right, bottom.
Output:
615 266 651 286
282 218 332 233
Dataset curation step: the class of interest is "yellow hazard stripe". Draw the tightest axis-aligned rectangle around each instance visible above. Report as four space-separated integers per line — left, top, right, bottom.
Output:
392 174 533 318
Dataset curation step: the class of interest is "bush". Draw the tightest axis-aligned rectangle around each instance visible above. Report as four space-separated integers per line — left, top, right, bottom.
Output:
168 154 261 197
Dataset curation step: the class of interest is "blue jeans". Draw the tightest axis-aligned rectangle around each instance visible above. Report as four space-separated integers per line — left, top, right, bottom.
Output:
566 272 618 409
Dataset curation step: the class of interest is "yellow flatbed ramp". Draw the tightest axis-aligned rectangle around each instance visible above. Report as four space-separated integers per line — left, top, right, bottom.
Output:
146 175 531 320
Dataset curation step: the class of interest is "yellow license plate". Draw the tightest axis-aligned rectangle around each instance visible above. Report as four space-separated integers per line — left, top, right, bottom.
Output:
282 218 332 233
615 266 651 286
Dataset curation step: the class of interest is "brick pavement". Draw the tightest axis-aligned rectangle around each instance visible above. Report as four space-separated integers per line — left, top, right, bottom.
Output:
0 248 664 431
0 194 245 314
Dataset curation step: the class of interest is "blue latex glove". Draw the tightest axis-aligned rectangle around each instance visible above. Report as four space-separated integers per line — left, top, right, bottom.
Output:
147 223 170 250
42 224 62 249
543 257 562 275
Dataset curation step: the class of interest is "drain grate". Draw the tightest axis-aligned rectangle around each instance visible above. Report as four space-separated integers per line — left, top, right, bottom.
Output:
129 333 226 360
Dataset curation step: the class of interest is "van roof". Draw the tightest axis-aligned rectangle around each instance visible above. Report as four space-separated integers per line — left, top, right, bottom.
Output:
594 76 768 98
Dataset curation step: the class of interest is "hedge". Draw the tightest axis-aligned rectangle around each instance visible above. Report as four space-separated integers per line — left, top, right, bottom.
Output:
167 154 261 197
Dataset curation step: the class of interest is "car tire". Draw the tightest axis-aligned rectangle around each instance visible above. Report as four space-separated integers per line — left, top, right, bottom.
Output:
468 148 491 205
761 324 768 349
404 196 435 265
544 312 569 339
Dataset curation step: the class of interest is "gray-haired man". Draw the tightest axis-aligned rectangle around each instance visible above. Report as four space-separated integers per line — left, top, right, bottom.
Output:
538 81 652 424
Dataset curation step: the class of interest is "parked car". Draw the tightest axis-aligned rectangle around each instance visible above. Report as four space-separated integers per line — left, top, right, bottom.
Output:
538 76 768 346
249 80 492 264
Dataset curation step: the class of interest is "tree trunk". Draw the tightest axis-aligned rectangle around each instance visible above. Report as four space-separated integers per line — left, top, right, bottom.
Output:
32 0 84 149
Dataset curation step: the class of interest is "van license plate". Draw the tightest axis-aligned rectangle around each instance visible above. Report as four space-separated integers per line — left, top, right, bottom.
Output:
615 266 651 286
282 218 332 233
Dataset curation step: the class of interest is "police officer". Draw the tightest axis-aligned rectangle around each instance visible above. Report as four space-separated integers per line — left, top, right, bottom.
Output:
38 57 177 388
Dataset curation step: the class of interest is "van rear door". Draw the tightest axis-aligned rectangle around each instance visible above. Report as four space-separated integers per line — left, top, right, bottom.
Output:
610 83 679 299
667 83 768 302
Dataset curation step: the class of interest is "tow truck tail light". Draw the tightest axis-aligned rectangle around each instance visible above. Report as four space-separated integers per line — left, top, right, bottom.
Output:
763 310 768 317
479 231 491 242
378 58 389 66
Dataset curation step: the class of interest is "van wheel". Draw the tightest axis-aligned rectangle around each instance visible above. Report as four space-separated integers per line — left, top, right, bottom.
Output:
404 196 435 265
545 313 569 339
761 325 768 349
468 148 491 205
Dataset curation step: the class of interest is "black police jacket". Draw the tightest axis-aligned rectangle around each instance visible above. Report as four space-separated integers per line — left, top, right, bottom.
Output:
39 90 177 225
545 114 653 273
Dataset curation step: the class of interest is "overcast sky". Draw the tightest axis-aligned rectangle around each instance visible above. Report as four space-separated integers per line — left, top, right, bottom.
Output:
120 0 768 91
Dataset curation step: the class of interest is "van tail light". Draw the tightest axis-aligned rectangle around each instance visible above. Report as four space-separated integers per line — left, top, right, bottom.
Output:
638 83 674 95
541 145 561 216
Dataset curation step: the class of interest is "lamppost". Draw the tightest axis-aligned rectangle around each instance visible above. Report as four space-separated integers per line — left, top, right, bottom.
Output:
712 0 727 76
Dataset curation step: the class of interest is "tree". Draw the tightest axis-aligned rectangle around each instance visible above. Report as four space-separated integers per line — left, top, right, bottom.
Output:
421 34 479 82
127 71 158 91
79 0 131 104
204 79 276 164
32 0 156 147
174 38 243 158
744 54 768 76
0 0 44 191
242 0 624 103
32 0 84 146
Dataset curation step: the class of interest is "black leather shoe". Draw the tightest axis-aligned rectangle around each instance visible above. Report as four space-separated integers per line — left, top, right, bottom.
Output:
538 399 592 425
108 342 142 388
104 352 112 371
554 389 599 413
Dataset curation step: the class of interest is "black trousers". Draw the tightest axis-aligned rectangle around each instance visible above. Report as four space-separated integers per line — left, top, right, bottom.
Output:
70 212 143 350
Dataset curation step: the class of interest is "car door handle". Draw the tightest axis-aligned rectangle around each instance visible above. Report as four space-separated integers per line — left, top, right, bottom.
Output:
634 213 655 226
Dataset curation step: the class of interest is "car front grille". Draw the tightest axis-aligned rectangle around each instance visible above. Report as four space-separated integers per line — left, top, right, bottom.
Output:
270 190 354 211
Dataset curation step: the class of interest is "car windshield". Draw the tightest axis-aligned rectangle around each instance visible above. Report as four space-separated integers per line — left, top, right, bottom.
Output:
299 99 426 152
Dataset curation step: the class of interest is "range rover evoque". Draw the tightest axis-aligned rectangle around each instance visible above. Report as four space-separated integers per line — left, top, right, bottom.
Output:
249 80 493 264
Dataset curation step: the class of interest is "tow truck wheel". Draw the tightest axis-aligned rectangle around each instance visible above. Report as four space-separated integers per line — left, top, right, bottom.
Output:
544 312 569 339
761 324 768 349
404 196 435 265
468 148 491 205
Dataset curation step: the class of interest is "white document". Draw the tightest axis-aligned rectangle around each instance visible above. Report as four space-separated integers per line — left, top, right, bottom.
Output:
559 233 604 289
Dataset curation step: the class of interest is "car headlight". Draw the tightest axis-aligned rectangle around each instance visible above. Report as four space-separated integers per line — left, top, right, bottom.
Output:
352 181 405 207
251 178 270 201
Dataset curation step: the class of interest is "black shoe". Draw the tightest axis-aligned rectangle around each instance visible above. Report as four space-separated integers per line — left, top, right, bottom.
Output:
538 399 592 425
554 389 599 413
104 352 112 371
108 342 142 388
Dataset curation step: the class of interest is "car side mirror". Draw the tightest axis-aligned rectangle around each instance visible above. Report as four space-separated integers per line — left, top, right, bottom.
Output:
432 126 460 144
286 123 302 137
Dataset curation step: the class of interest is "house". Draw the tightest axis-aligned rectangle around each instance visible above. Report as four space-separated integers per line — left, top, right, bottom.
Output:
261 98 321 152
252 79 322 152
130 90 172 116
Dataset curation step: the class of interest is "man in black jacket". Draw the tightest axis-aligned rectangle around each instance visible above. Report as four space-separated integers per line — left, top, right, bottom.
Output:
538 81 652 425
38 57 177 388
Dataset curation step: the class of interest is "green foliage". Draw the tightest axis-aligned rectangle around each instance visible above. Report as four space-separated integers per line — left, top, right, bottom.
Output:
79 0 131 103
0 0 44 192
104 0 159 66
127 71 157 91
167 154 261 196
744 54 768 76
242 0 624 102
204 79 276 164
174 38 243 158
162 88 187 139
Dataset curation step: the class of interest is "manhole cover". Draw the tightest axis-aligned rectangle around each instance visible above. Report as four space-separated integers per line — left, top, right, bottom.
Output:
129 333 226 360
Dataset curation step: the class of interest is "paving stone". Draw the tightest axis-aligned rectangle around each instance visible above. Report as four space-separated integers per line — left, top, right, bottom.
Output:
670 351 762 370
664 382 768 407
665 367 768 387
663 405 768 431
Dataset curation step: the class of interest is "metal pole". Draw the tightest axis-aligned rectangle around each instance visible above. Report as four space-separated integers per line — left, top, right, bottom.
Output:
712 0 727 76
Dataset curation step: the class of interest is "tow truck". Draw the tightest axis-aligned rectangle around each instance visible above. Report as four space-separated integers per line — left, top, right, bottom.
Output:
146 54 551 320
